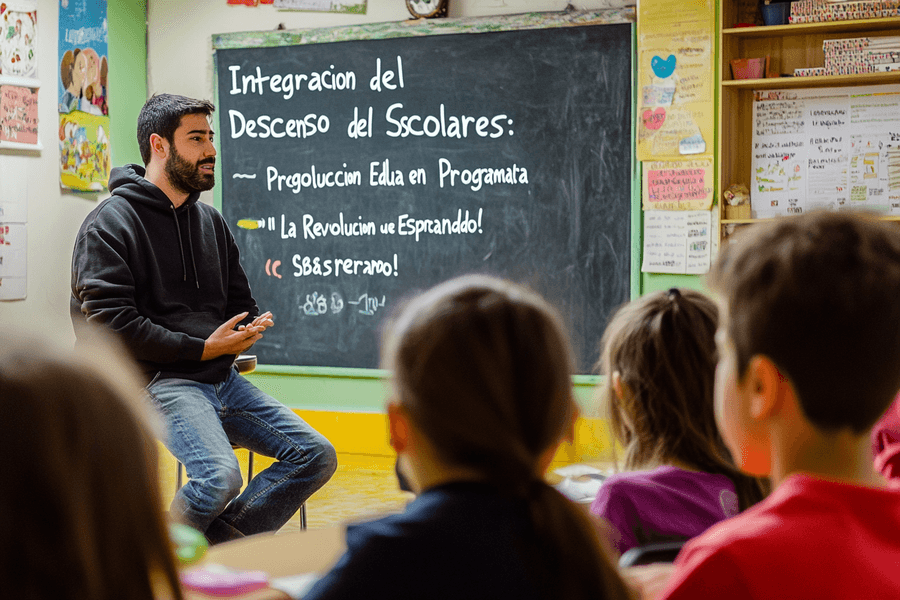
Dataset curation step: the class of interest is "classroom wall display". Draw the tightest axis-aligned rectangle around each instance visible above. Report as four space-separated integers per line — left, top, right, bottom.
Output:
636 0 715 161
750 84 900 218
0 1 37 79
641 158 714 210
641 209 714 275
274 0 367 15
58 0 110 192
0 222 26 300
0 155 26 301
213 10 635 371
0 81 38 148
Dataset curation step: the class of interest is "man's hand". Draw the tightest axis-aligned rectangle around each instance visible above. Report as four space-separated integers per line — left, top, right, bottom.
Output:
238 310 274 333
202 312 265 361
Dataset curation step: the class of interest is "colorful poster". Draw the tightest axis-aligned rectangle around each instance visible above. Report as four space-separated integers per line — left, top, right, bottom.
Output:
0 1 37 78
642 158 714 210
58 0 110 192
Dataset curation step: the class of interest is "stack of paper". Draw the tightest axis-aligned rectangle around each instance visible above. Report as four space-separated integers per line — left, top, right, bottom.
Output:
823 37 900 75
790 0 900 23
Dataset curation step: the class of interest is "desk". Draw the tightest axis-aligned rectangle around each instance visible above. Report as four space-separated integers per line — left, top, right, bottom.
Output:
203 526 345 578
188 524 673 600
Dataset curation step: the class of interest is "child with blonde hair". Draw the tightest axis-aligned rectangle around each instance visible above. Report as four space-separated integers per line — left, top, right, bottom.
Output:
591 288 765 555
303 274 632 600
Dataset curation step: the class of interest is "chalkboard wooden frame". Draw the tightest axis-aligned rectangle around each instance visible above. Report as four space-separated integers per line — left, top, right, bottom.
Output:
212 9 640 378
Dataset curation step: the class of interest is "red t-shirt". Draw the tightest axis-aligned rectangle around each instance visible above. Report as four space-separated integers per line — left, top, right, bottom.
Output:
873 394 900 481
659 474 900 600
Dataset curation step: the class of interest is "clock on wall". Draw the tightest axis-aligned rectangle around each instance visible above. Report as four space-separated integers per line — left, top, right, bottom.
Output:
406 0 448 19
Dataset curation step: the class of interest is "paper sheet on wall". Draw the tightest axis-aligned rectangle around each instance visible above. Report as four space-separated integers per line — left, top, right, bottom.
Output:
0 223 26 300
0 154 27 222
642 158 714 210
641 210 712 274
636 0 714 160
751 84 900 218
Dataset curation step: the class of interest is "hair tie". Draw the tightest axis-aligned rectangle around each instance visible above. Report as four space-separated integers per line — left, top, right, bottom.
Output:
667 287 681 299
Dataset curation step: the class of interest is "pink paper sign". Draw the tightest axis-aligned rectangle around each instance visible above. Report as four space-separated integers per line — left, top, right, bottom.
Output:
647 168 707 203
0 85 38 145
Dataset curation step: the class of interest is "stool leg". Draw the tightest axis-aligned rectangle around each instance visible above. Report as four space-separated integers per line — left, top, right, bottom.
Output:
247 450 254 481
177 461 183 493
300 502 307 530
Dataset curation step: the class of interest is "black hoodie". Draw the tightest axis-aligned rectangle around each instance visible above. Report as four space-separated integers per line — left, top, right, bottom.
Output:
71 164 258 384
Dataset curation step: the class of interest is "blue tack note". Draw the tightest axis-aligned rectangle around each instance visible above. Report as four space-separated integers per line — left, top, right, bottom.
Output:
651 54 677 79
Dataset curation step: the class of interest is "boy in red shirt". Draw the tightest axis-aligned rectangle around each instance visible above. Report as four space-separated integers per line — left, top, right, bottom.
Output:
659 211 900 599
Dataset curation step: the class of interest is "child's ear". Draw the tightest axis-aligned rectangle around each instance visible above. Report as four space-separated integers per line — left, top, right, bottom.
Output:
611 371 631 401
744 355 786 421
387 402 411 454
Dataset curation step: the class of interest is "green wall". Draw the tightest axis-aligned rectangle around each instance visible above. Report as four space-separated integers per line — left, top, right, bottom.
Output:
108 0 147 166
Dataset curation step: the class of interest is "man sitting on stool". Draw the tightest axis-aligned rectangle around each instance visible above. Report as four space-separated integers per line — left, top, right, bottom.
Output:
71 93 336 544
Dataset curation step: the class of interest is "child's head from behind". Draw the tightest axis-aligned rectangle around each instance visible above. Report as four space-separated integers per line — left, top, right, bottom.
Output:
709 211 900 474
382 274 576 491
0 334 182 600
381 274 631 600
600 288 724 471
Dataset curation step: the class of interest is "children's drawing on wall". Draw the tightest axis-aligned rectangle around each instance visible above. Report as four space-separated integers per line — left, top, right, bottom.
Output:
0 84 38 145
0 1 37 79
637 40 712 159
58 0 110 192
273 0 368 15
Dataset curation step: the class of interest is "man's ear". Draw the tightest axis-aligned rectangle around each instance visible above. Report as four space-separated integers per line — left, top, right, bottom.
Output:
387 402 411 454
744 355 785 421
149 132 169 161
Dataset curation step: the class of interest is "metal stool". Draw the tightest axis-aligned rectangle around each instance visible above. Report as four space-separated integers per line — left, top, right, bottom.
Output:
174 354 307 530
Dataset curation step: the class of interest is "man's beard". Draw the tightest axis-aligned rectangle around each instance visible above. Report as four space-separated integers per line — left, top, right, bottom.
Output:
165 145 215 194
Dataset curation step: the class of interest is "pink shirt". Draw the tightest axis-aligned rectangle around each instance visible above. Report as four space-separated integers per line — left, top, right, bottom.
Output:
590 466 739 555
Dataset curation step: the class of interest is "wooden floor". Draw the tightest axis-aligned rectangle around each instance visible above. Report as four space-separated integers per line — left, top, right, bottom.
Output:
158 450 414 532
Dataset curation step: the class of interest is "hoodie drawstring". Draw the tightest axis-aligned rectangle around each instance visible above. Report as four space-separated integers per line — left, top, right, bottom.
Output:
186 210 200 289
171 205 199 288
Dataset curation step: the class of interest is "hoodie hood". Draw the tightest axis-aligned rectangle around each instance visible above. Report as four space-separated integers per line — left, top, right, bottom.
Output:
108 164 202 286
108 164 202 213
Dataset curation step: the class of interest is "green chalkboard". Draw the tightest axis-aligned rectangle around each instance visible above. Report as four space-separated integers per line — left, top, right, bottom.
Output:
214 12 634 372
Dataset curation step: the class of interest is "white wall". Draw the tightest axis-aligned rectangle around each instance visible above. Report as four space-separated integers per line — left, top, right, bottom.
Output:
1 1 86 340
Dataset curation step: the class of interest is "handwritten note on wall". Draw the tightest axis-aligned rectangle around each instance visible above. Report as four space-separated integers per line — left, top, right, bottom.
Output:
0 223 26 300
642 158 714 210
0 85 38 145
751 84 900 218
641 209 712 274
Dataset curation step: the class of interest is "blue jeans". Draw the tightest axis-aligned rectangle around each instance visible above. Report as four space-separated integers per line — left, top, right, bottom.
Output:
147 368 337 544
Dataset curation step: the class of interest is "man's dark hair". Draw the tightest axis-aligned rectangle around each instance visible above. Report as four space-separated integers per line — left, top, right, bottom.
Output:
137 94 215 165
709 211 900 433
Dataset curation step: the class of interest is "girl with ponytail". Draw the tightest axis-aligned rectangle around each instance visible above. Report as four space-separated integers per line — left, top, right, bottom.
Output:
303 274 633 600
590 288 767 556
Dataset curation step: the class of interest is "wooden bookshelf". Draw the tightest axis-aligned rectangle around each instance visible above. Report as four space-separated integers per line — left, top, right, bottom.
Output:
717 7 900 234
